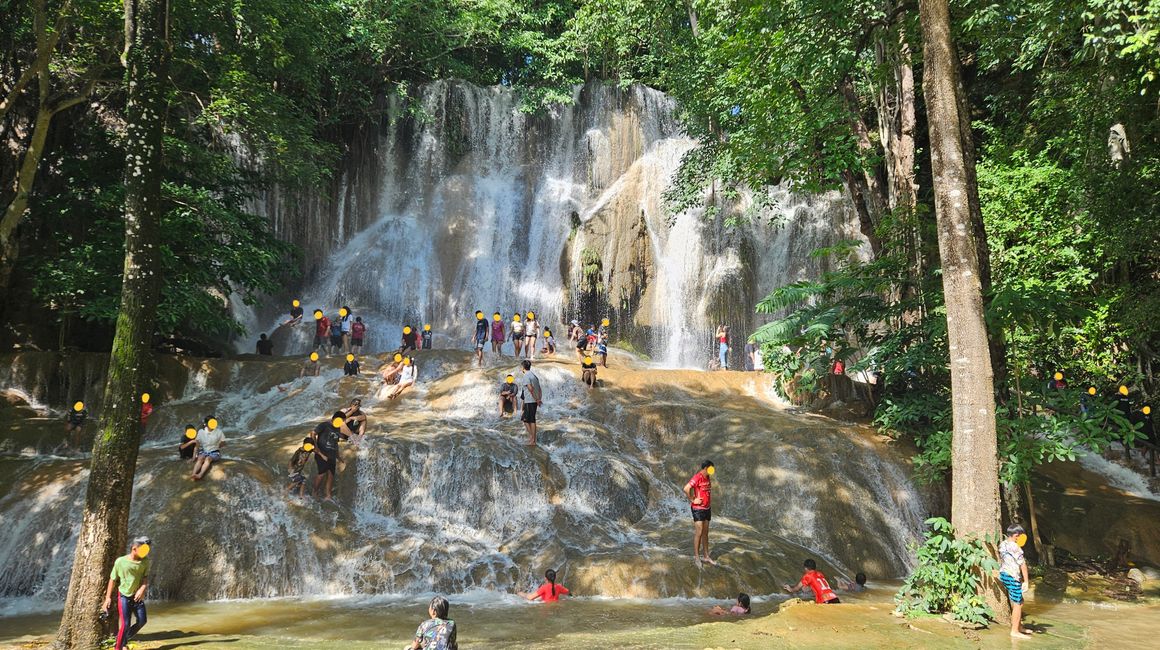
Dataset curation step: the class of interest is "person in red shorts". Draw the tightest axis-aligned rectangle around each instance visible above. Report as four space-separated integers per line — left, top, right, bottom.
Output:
783 558 841 603
684 460 716 567
520 568 570 603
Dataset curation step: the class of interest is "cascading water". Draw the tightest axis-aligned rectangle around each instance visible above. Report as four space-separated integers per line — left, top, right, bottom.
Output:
0 351 934 606
247 81 863 366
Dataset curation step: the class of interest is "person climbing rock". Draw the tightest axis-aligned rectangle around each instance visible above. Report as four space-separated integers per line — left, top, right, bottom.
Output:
311 411 347 502
472 311 489 367
491 313 506 354
351 317 367 354
520 568 570 603
684 460 715 566
191 416 224 480
103 536 152 650
783 559 840 604
499 374 517 418
256 333 274 356
287 437 313 498
999 523 1033 639
520 360 542 446
407 595 458 650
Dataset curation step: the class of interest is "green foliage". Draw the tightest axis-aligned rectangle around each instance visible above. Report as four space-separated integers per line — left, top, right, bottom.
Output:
895 518 999 625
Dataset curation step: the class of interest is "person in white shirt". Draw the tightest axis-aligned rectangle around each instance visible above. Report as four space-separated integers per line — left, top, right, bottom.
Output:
191 416 225 481
519 360 542 445
388 356 418 399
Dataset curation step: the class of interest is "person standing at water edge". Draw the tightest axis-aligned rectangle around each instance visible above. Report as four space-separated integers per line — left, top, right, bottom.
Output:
407 595 458 650
1000 523 1034 639
103 536 151 650
340 306 354 353
330 313 345 355
491 312 505 354
784 558 840 604
684 460 716 566
256 333 273 355
472 310 488 367
64 401 88 451
520 360 542 446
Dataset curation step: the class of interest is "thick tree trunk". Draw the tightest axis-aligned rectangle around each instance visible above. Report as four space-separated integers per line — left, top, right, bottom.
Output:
917 0 1005 621
53 1 167 647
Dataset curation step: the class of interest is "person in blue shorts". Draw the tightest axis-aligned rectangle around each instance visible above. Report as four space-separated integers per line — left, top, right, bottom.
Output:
999 523 1033 639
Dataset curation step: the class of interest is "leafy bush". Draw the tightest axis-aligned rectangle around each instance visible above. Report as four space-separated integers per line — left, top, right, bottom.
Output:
895 518 999 626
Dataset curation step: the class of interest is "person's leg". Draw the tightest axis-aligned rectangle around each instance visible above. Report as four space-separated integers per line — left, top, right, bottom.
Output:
1011 601 1022 635
719 343 727 369
325 470 334 499
115 593 131 650
128 599 147 639
701 521 712 562
692 520 703 560
312 471 324 496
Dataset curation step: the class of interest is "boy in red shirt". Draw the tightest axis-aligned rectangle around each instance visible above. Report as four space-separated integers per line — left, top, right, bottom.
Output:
683 460 716 567
784 558 840 603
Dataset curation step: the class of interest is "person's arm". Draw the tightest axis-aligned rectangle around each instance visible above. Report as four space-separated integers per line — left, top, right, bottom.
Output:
1021 555 1030 591
134 575 148 602
683 481 696 503
103 578 116 611
783 579 805 593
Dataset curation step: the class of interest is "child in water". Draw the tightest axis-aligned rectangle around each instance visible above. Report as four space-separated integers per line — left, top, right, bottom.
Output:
287 437 313 498
178 424 197 461
581 355 598 389
708 592 751 615
343 354 361 377
541 328 556 355
999 523 1034 639
783 558 840 604
521 569 570 603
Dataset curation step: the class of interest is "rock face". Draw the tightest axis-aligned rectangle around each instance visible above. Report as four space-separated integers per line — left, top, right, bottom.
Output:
242 81 865 366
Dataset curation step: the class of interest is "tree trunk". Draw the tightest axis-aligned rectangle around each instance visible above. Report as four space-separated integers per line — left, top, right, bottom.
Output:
0 105 52 293
53 0 167 647
918 0 1005 621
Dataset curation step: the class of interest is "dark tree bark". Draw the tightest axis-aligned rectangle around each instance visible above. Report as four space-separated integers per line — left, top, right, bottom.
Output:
917 0 1005 619
53 0 167 647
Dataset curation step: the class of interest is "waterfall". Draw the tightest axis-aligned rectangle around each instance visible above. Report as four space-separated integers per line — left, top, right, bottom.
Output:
0 352 933 605
246 81 863 365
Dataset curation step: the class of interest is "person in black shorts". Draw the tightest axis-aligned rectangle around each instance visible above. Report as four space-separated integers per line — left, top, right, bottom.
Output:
311 411 347 501
401 325 419 352
519 360 542 446
684 460 716 566
499 375 517 418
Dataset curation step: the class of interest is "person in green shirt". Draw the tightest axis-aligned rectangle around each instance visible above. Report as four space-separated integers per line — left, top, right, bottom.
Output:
103 536 152 650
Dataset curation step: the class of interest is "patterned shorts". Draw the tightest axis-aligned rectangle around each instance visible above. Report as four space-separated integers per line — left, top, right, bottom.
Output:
1000 572 1023 604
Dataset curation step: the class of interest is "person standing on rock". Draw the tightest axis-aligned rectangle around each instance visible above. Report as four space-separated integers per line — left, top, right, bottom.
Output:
491 312 506 355
716 325 730 370
510 313 525 358
525 311 539 360
684 460 716 566
311 411 347 502
519 360 542 446
471 310 489 367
